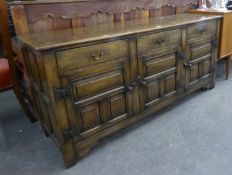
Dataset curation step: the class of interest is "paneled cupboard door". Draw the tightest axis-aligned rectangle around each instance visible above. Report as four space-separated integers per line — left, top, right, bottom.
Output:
184 36 217 89
137 45 182 111
58 59 133 137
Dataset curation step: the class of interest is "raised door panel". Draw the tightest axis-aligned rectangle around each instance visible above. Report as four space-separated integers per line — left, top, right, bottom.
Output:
32 88 53 134
165 74 176 94
108 94 127 121
72 69 124 100
77 103 101 133
190 43 211 61
146 80 159 102
145 54 176 75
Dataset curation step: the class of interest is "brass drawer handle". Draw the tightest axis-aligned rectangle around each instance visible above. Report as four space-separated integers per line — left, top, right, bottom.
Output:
156 38 165 45
91 50 104 60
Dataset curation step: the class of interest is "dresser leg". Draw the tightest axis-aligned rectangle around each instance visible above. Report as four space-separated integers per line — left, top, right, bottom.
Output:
63 141 77 168
226 56 231 80
201 78 216 90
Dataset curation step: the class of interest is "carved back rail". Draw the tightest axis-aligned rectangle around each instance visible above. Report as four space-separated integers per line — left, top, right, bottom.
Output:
9 0 198 35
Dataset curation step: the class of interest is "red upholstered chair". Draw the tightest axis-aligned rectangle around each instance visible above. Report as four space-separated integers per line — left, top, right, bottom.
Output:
0 58 12 91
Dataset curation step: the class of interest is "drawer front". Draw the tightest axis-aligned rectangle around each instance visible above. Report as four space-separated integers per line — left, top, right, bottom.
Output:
137 29 181 54
187 21 217 40
56 40 129 74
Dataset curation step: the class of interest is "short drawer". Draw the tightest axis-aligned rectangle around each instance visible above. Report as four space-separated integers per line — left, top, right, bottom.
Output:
56 40 129 73
187 21 217 40
137 29 181 54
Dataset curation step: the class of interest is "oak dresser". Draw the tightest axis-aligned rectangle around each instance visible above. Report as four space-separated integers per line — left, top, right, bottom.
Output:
17 14 221 167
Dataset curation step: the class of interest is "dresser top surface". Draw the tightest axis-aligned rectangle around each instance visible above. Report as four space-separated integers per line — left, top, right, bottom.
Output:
18 14 221 51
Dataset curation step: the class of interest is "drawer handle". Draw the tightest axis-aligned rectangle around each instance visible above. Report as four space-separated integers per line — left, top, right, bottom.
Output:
91 50 104 60
156 38 165 45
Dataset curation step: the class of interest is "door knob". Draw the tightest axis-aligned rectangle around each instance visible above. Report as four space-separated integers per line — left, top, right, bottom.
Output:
140 80 147 86
126 85 133 91
184 62 192 68
137 76 147 86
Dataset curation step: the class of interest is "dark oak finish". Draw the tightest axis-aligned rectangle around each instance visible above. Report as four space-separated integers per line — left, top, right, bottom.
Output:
188 9 232 79
16 13 221 167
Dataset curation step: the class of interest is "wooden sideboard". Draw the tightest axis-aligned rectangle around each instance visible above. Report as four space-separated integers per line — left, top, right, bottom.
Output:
8 0 198 125
16 13 221 167
189 9 232 79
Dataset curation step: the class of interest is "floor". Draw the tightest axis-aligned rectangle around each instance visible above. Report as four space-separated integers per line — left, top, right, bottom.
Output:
0 60 232 175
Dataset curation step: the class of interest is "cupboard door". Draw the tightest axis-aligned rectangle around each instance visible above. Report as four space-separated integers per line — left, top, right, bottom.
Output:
138 46 181 111
184 37 216 88
60 60 133 136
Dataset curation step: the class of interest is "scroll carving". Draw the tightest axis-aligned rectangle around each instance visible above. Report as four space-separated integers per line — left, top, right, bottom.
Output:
25 0 198 23
12 0 198 34
29 15 72 33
